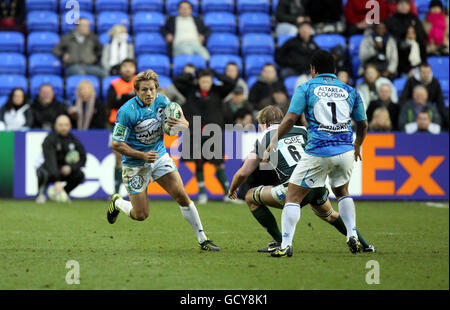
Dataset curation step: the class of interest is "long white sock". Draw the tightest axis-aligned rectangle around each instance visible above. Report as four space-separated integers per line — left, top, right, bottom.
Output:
281 203 301 249
338 196 357 240
180 201 207 243
116 198 133 216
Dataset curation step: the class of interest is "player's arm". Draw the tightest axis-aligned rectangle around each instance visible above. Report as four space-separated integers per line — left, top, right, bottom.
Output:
111 140 158 163
352 91 369 161
228 153 261 199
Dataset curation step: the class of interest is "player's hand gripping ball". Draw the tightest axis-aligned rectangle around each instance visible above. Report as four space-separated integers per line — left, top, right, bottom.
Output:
163 102 183 136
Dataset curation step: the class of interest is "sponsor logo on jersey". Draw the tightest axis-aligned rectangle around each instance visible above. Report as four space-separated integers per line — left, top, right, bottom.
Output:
317 123 349 133
134 118 162 145
314 86 349 100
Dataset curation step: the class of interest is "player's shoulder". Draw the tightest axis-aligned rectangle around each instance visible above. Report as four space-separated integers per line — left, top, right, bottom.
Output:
155 93 170 106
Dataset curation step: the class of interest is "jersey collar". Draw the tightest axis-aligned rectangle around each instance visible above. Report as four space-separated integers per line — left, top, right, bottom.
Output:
135 96 145 108
317 73 337 79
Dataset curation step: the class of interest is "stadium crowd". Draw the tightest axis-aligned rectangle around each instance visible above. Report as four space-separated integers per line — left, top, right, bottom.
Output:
0 0 448 135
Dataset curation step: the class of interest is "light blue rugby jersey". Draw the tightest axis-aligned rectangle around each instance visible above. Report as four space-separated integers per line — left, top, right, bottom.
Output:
112 94 169 166
287 73 367 157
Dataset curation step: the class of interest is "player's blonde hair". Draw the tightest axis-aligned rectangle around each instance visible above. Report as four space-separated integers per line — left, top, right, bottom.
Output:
257 105 284 126
134 70 159 91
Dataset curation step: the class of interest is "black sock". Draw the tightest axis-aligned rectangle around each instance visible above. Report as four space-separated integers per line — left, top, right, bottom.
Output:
251 205 282 243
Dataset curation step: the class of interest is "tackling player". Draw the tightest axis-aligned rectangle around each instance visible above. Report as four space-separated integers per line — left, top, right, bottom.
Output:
264 50 369 257
106 70 220 251
228 106 374 254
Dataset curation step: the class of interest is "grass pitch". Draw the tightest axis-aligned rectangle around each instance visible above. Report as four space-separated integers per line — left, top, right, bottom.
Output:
0 199 448 290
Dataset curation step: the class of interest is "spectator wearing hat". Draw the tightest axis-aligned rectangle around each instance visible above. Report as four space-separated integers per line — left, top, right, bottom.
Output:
223 85 253 125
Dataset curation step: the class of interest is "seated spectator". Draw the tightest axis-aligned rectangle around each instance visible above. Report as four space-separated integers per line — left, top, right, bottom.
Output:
0 88 33 130
275 22 319 79
423 0 449 56
167 64 195 105
52 18 106 78
31 84 67 130
357 64 398 110
161 1 211 61
398 85 441 130
366 83 400 130
304 0 344 34
404 110 441 134
344 0 389 35
223 62 248 103
35 114 86 203
234 108 254 128
68 80 106 130
384 0 427 75
0 0 25 32
337 68 352 85
106 59 137 128
101 25 135 75
259 84 291 114
249 64 287 111
223 86 253 125
369 107 393 132
275 0 310 37
359 22 399 79
386 0 418 18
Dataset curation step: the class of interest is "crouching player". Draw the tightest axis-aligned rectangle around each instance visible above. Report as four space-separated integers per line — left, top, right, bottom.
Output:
107 69 220 251
228 106 374 255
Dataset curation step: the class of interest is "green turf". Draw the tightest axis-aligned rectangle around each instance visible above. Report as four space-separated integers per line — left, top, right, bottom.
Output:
0 199 448 290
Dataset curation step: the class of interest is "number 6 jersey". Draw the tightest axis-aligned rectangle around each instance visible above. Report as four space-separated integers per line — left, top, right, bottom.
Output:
287 73 367 157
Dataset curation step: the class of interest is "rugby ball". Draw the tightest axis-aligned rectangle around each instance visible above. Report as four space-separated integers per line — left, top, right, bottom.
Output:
163 102 183 136
47 185 70 203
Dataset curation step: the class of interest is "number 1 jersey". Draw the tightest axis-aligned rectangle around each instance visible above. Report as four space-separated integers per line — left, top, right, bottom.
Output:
287 73 367 157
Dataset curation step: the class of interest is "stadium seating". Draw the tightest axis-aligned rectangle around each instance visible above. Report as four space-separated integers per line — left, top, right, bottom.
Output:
27 32 60 54
30 74 64 101
95 0 129 13
349 34 364 57
284 76 299 97
246 75 258 89
203 12 237 33
272 0 279 13
166 0 199 16
313 34 346 51
393 77 407 97
60 0 93 12
132 12 165 33
27 11 59 32
61 11 95 34
241 33 275 56
135 32 167 55
440 79 449 100
277 34 295 47
158 75 172 90
66 75 100 102
0 32 25 53
173 54 207 76
0 53 26 75
130 0 164 13
25 0 58 12
97 11 130 34
28 53 62 76
428 57 449 80
137 54 171 76
244 54 274 78
206 33 240 55
98 32 132 45
237 0 270 13
101 75 120 99
0 96 7 108
202 0 234 13
209 54 243 75
238 13 271 34
0 75 28 96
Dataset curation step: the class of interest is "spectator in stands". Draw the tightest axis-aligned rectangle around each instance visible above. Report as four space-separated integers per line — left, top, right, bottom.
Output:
398 85 442 131
384 0 427 74
275 0 310 37
68 80 106 130
31 84 67 130
357 64 398 110
423 0 449 56
258 84 291 114
101 25 135 76
366 83 400 130
35 114 86 203
223 85 253 125
0 0 25 32
385 0 418 18
167 64 195 105
404 110 441 134
249 64 287 111
234 108 254 128
173 68 236 204
106 58 137 194
359 22 399 79
275 22 319 79
337 68 352 86
331 45 350 75
368 107 393 132
0 88 33 130
304 0 344 34
344 0 389 35
161 1 211 61
52 18 106 78
223 62 248 103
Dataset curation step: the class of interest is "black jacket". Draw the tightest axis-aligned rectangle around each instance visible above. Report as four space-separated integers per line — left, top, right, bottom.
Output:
161 16 211 39
366 99 400 131
275 0 307 25
249 78 287 111
303 0 343 24
400 76 445 113
70 98 107 129
31 98 67 129
275 36 319 74
41 131 87 180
